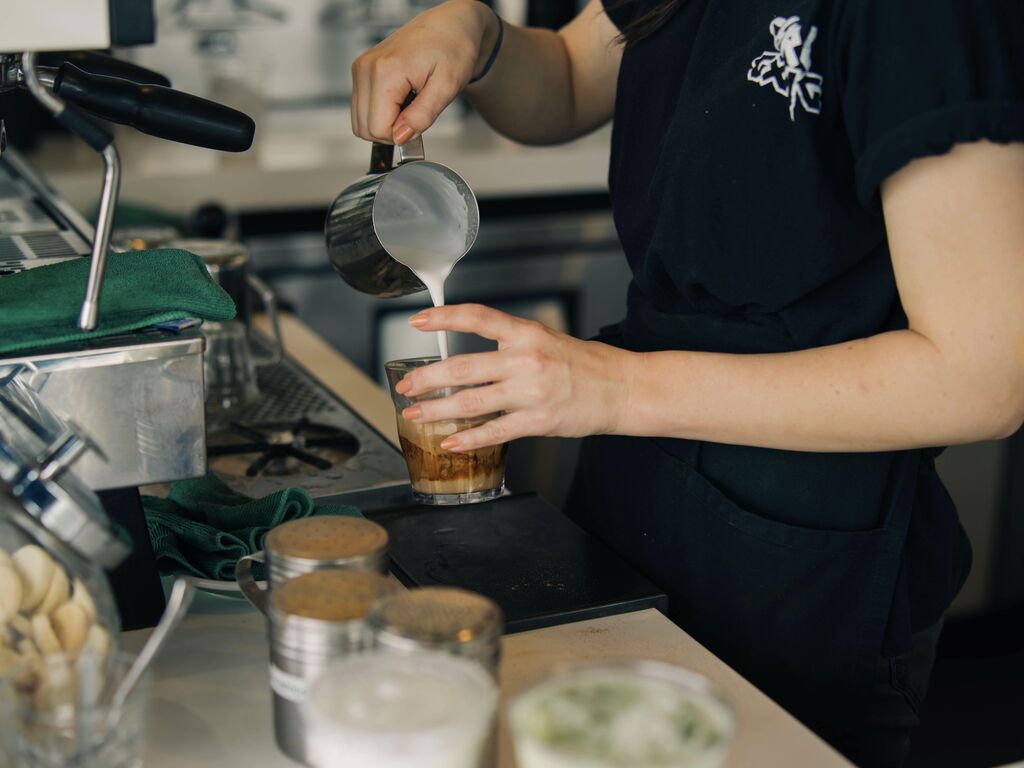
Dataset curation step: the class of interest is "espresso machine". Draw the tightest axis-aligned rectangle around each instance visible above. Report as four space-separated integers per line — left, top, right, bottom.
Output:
0 0 255 628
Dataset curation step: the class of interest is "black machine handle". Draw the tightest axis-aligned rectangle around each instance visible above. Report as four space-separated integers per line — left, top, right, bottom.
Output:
53 63 255 152
39 51 172 87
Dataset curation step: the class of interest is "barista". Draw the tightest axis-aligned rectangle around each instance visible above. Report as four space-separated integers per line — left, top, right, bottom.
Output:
350 1 1024 765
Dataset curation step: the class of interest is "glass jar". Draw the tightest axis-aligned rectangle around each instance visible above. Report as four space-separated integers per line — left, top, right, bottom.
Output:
0 491 121 665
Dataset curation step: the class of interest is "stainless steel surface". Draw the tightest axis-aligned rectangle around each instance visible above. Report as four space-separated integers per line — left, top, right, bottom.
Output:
2 330 208 491
0 148 94 269
0 375 130 568
110 576 197 717
20 52 64 115
204 339 410 500
21 51 121 331
267 570 397 764
325 134 479 298
78 142 120 330
235 516 390 615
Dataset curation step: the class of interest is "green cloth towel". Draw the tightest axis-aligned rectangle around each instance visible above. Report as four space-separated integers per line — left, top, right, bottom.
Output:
0 249 235 355
143 473 363 581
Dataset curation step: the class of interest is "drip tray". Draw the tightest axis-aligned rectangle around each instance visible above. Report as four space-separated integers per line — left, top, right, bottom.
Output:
362 492 668 633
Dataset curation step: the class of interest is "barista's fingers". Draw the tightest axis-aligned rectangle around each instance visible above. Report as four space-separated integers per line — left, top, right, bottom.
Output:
403 382 508 423
410 304 532 344
393 71 461 144
398 351 509 397
351 54 373 140
440 413 529 452
369 68 414 142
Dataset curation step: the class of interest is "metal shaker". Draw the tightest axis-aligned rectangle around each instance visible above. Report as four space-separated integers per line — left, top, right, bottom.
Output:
267 569 398 765
169 238 284 423
324 133 480 297
235 515 390 614
364 586 504 676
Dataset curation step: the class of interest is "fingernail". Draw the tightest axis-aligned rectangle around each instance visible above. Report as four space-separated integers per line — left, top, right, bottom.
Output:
395 377 411 394
393 125 416 145
409 313 428 328
402 406 422 421
440 436 459 451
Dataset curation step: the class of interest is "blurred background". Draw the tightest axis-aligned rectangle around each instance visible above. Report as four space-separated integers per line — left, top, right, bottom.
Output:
2 3 1020 764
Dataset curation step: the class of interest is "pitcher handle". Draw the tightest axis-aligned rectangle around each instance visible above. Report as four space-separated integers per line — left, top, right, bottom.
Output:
369 92 425 173
236 551 268 615
246 274 283 367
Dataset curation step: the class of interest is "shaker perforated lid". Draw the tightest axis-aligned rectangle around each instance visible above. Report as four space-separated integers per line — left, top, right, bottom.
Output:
365 587 503 651
266 516 389 564
0 376 129 569
270 569 397 623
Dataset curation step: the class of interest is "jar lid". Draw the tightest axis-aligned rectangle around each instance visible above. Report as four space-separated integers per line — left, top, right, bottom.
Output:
270 569 396 623
266 516 388 564
0 376 129 569
365 587 503 650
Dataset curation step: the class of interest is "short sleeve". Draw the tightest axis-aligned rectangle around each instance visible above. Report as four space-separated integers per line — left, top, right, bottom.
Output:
837 0 1024 206
602 0 638 32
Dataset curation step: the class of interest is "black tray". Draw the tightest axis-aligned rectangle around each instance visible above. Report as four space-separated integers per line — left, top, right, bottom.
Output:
367 492 668 633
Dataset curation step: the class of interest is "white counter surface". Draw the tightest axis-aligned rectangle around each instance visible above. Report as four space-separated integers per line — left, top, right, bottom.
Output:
124 315 852 768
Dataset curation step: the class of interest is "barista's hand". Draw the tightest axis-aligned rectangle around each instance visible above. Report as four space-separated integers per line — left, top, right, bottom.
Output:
394 305 638 451
350 0 500 146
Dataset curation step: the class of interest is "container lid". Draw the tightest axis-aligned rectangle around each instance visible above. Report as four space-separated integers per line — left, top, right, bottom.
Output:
365 587 503 651
0 375 129 569
270 569 396 623
266 516 388 564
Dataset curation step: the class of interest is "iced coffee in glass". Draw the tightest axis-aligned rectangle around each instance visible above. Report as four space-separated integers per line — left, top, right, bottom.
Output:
385 357 508 505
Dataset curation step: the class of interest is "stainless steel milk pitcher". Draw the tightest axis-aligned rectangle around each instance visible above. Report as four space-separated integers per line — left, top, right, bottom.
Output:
325 132 480 298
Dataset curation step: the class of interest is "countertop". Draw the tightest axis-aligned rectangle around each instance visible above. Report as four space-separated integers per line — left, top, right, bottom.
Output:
30 110 611 216
125 313 852 768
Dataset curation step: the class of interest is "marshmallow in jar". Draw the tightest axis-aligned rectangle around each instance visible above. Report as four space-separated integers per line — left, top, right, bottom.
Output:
305 649 498 768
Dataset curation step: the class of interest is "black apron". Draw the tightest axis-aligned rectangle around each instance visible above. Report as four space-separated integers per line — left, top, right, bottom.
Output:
565 321 918 743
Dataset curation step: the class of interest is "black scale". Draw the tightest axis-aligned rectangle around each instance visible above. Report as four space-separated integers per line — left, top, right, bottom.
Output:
366 493 667 633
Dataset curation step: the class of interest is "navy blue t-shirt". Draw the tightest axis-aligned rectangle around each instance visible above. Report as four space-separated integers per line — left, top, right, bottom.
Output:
600 0 1024 640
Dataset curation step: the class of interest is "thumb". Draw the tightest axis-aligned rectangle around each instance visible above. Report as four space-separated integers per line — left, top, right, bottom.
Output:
392 73 460 144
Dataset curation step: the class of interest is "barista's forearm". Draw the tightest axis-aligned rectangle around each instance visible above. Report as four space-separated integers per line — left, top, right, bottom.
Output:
463 24 578 145
463 0 619 145
624 329 1024 451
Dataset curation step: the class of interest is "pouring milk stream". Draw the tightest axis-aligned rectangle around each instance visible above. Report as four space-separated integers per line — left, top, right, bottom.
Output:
375 161 476 359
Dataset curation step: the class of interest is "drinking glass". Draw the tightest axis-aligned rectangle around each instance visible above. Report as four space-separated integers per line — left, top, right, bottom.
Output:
304 649 497 768
0 652 151 768
385 357 508 505
203 319 260 428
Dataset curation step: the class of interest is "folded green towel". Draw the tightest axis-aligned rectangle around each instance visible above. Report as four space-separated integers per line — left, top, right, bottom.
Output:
143 473 362 581
0 249 235 355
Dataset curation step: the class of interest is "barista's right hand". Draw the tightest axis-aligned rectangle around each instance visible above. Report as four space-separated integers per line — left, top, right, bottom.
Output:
350 0 499 146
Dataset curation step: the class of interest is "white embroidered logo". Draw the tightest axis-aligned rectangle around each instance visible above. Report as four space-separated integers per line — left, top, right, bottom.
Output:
747 16 823 121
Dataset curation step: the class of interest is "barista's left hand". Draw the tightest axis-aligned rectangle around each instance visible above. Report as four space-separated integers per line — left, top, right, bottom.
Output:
394 304 636 451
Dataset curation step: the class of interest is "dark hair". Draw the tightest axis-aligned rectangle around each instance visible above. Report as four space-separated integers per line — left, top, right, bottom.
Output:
614 0 682 48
